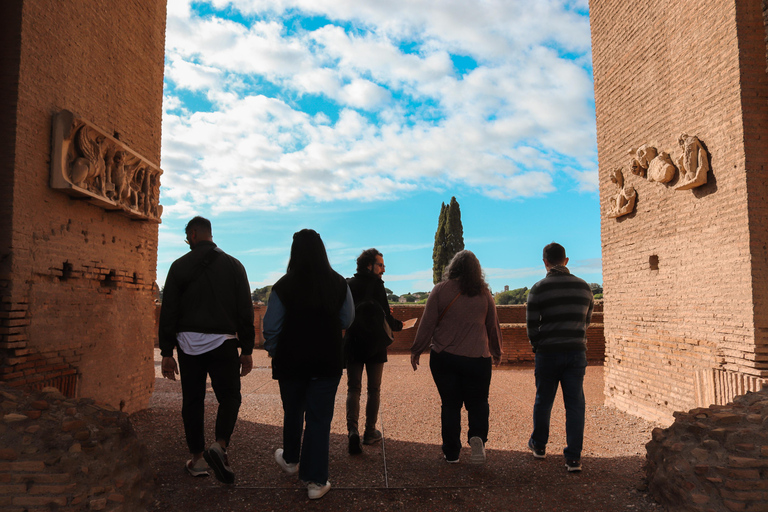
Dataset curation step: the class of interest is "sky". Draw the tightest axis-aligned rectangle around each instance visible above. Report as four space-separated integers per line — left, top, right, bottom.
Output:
156 0 601 296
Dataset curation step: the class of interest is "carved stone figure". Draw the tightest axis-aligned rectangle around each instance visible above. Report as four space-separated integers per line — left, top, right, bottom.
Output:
647 151 676 183
50 110 163 222
628 144 657 178
606 168 636 218
675 134 709 190
71 125 108 194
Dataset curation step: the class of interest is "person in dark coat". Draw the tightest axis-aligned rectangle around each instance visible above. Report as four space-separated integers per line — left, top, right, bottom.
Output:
159 216 255 484
345 248 403 454
263 229 354 500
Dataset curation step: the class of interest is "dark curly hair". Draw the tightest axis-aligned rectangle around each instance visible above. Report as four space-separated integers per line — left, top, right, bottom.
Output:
356 248 382 274
442 250 488 297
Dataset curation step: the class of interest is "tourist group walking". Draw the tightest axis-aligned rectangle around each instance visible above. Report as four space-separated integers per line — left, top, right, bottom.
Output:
160 217 594 499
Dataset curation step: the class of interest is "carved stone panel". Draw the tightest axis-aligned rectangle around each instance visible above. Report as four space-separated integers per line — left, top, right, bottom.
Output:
606 168 636 218
674 133 709 191
50 110 163 221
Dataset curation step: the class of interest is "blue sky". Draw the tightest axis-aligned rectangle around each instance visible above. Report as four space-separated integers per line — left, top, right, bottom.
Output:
157 0 600 296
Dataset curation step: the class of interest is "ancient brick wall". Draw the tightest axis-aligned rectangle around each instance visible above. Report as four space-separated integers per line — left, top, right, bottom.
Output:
249 303 605 364
0 1 167 413
590 0 768 423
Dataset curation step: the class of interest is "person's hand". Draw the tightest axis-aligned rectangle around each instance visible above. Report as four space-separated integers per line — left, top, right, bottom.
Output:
410 353 420 371
240 354 253 377
492 355 502 367
162 356 179 381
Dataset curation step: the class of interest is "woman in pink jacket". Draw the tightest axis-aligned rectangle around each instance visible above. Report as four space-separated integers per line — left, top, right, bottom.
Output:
410 250 502 464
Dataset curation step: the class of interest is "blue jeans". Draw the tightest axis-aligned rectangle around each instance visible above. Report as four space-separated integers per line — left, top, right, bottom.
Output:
530 351 587 461
278 376 340 485
429 350 492 460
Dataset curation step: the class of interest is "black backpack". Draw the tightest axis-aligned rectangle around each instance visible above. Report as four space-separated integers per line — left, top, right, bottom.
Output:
345 281 393 360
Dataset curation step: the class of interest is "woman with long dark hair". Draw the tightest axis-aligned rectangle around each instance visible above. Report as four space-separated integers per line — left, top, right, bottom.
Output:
410 250 502 464
263 229 354 499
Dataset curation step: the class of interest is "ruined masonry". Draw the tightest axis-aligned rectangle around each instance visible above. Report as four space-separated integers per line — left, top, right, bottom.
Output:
0 1 167 413
590 0 768 423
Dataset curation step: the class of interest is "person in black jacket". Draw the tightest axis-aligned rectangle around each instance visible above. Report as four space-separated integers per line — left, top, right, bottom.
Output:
263 229 354 500
345 248 403 454
159 216 255 484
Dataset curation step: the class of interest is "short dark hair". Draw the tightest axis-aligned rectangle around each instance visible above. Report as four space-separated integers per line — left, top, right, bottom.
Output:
543 242 566 265
185 216 212 237
356 248 382 273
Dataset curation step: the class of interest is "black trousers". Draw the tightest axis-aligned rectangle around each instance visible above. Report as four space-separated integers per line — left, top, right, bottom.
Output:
429 349 492 460
178 339 242 454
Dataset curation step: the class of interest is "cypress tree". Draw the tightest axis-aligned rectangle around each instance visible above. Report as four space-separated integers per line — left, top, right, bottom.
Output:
432 196 465 284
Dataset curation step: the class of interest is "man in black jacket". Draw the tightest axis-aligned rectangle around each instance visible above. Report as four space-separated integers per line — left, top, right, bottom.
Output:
345 248 403 454
159 216 255 484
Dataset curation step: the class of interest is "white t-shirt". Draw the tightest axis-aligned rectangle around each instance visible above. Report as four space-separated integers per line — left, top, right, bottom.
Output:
177 332 236 356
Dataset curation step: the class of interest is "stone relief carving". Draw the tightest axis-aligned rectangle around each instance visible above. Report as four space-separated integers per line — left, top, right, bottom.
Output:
606 168 636 218
50 110 163 222
674 133 709 191
647 151 676 184
628 144 676 183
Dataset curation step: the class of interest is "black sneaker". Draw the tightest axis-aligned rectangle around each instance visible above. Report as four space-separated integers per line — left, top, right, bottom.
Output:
348 433 362 455
565 459 582 472
363 429 382 445
528 439 546 459
204 443 235 484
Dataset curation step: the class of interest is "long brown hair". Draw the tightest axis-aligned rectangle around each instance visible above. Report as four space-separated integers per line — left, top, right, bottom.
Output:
442 250 488 297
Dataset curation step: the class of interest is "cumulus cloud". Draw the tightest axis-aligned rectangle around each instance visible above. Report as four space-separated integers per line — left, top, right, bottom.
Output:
160 0 597 215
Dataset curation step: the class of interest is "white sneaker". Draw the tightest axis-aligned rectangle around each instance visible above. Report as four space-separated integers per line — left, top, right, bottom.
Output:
307 481 331 499
185 458 209 477
274 448 298 475
469 436 486 464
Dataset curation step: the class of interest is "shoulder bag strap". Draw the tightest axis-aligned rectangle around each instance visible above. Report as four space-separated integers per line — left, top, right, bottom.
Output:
437 292 461 324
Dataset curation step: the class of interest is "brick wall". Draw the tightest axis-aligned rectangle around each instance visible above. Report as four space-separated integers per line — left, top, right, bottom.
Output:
0 1 167 413
590 0 768 423
249 303 605 364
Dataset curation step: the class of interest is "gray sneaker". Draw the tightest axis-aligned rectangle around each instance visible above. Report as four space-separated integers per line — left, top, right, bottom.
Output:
566 459 582 472
362 429 382 445
469 436 486 464
204 443 235 484
528 439 546 459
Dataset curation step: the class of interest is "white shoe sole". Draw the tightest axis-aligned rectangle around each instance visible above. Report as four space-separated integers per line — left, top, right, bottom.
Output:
469 436 486 464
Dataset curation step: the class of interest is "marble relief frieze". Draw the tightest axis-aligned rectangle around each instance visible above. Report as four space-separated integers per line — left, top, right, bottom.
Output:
50 110 163 222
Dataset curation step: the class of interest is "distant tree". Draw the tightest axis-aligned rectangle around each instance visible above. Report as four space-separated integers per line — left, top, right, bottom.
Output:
251 285 272 303
387 293 399 302
384 287 393 295
402 293 417 303
589 283 603 296
432 196 465 284
495 287 529 305
594 293 603 300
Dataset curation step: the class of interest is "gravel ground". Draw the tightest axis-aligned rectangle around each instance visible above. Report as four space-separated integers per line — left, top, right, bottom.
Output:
132 349 666 511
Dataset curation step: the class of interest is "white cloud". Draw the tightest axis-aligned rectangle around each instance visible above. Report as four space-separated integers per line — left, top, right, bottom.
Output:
159 0 597 216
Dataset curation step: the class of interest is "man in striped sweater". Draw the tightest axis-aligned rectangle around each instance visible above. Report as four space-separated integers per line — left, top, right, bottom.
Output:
525 242 594 472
